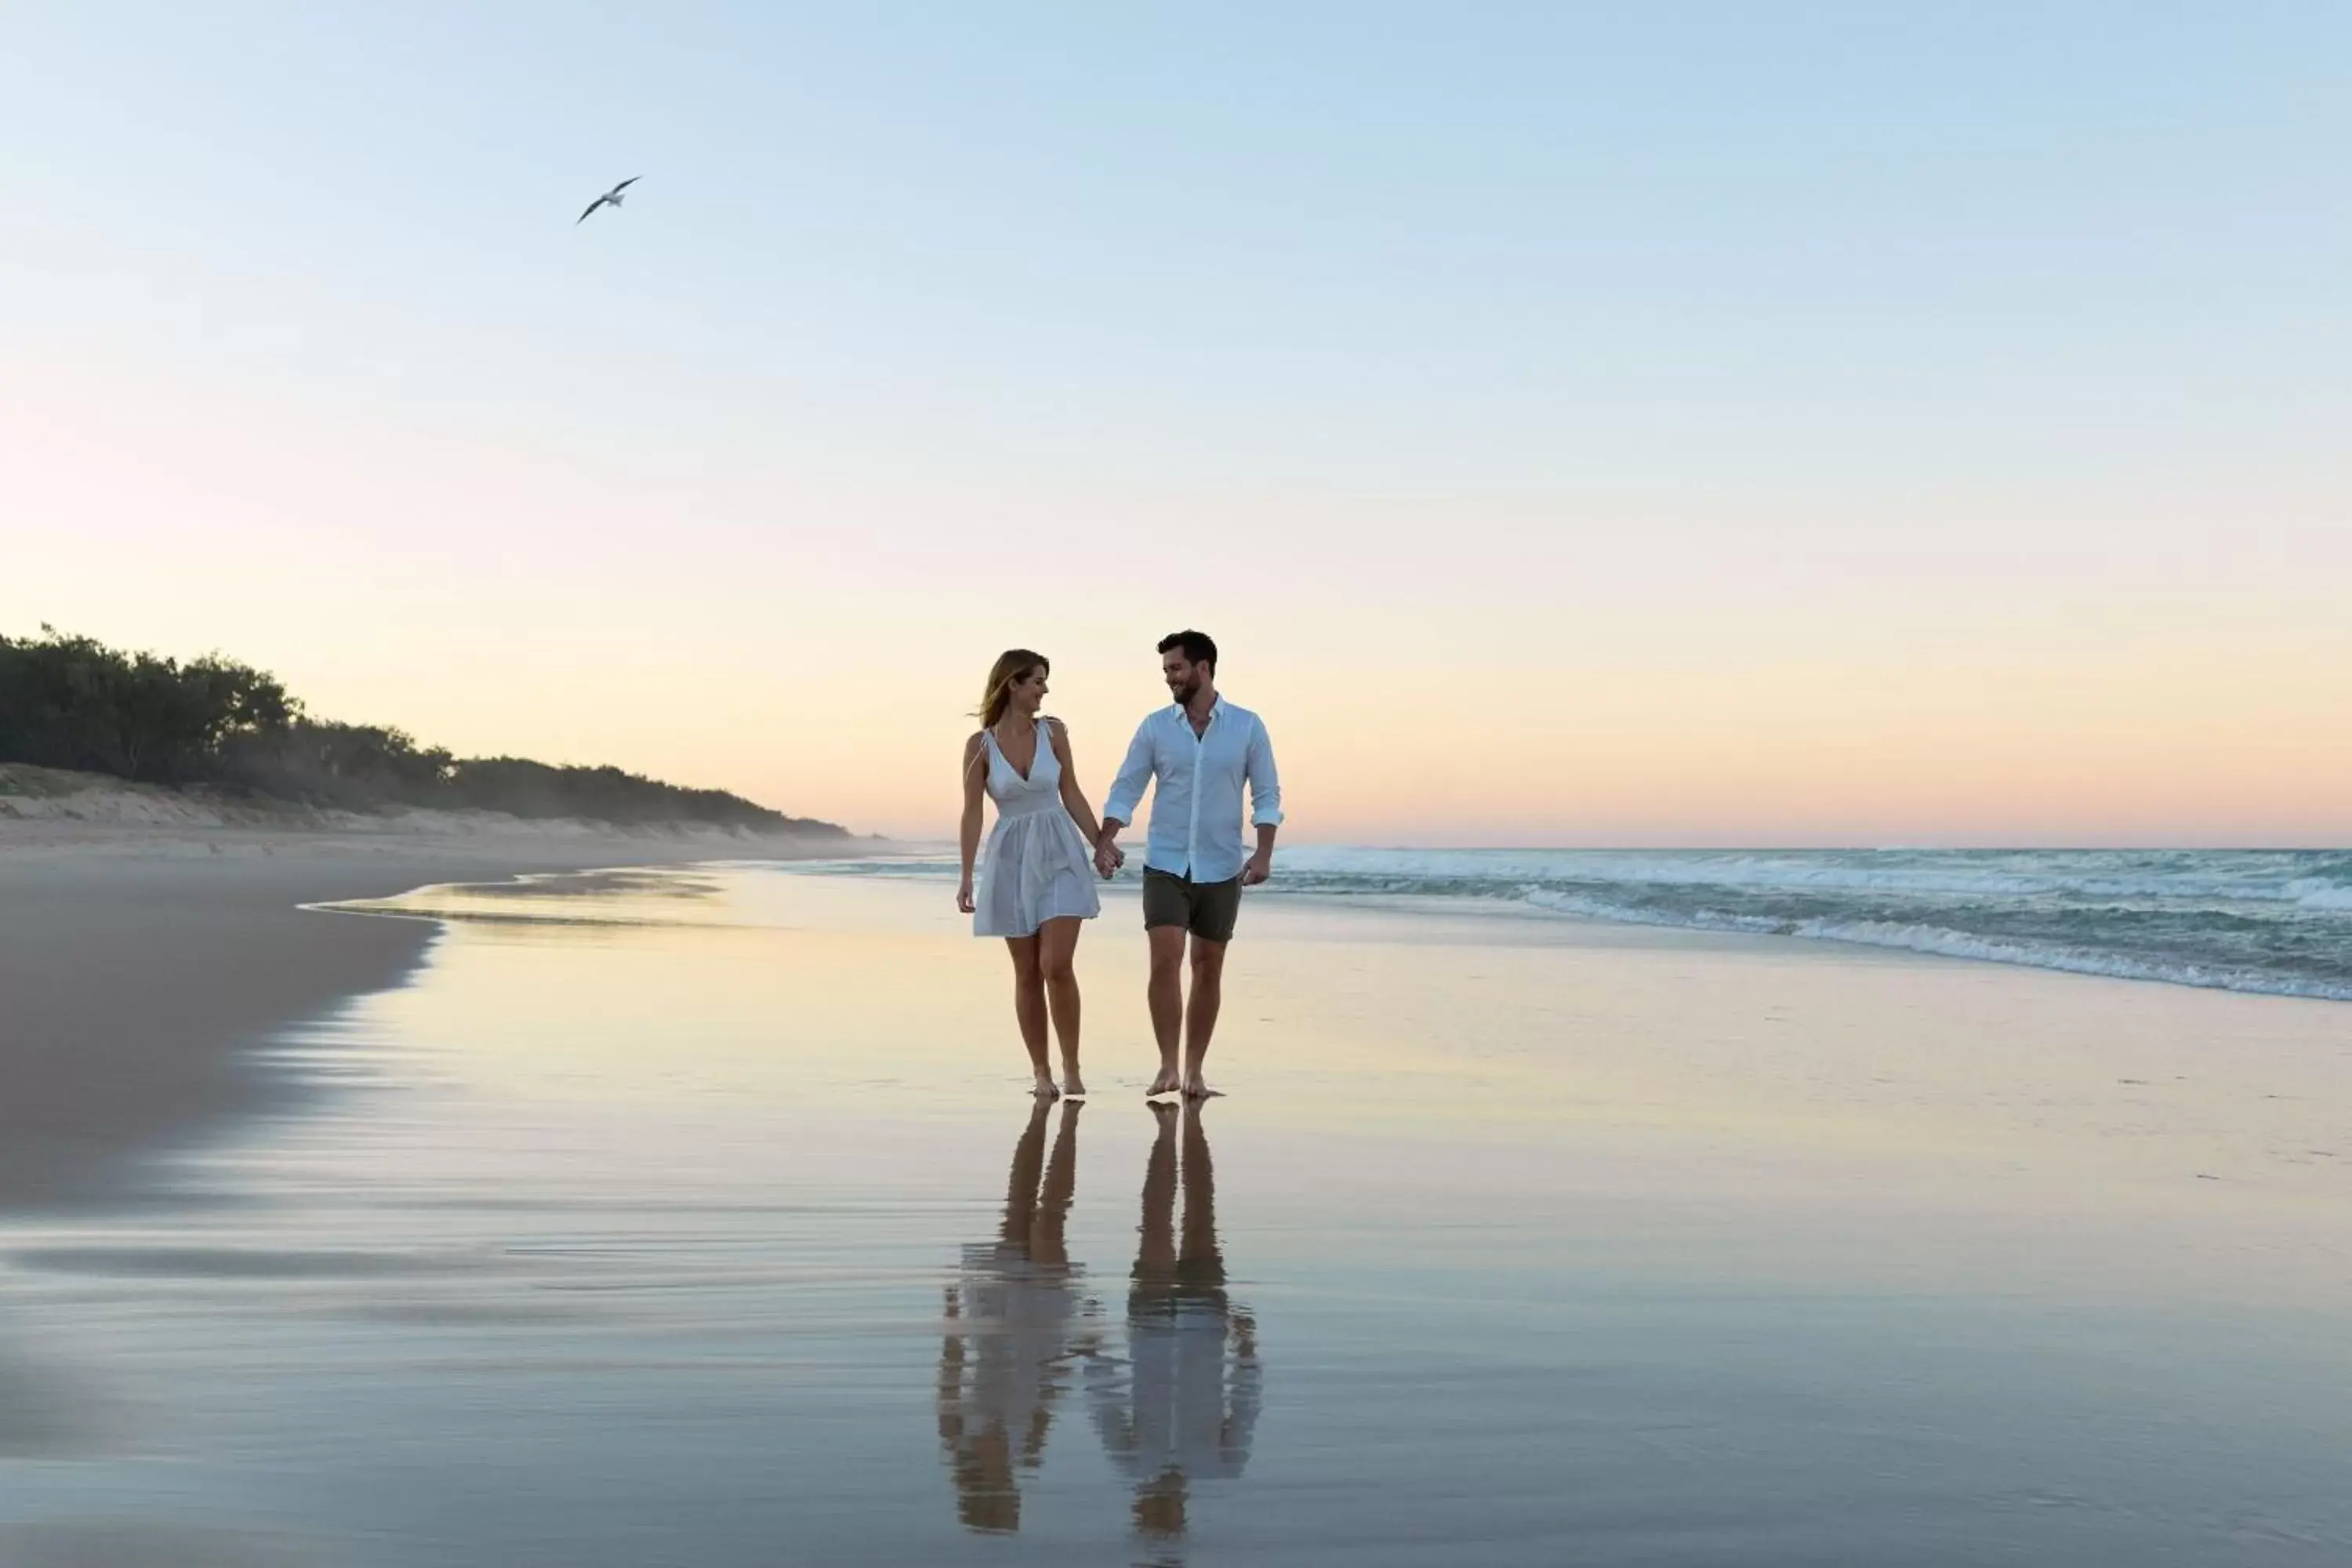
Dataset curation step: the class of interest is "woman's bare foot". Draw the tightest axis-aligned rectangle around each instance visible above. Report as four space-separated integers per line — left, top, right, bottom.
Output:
1146 1065 1181 1098
1032 1071 1062 1100
1062 1069 1087 1098
1181 1075 1221 1099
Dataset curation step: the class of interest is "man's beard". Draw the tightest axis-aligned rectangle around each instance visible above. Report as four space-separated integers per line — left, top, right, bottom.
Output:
1170 676 1200 704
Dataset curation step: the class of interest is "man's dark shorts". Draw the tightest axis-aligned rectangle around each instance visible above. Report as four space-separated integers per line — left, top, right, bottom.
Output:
1141 868 1243 942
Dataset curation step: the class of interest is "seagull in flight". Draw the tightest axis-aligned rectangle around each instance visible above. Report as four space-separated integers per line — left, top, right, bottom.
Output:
576 176 641 226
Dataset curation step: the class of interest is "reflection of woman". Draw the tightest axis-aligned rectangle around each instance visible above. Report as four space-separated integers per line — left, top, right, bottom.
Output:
1088 1101 1261 1544
937 1100 1098 1534
957 649 1107 1100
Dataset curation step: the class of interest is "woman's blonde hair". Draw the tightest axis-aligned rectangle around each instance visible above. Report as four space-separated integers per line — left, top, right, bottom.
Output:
977 648 1049 731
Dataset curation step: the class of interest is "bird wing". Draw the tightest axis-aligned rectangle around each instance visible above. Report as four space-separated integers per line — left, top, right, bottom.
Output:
610 176 641 194
576 196 607 224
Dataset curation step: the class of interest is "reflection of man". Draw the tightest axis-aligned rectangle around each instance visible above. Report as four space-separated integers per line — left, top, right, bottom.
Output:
937 1100 1096 1533
1088 1101 1261 1544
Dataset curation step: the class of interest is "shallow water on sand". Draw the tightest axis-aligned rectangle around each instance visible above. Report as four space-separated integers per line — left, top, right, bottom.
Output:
2 866 2349 1565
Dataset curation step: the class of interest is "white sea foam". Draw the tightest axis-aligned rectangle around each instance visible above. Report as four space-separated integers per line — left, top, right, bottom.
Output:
1277 846 2352 909
1269 848 2352 1003
1514 891 2352 1002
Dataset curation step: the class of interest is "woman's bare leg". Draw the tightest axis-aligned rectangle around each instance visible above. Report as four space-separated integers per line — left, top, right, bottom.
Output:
1036 916 1086 1097
1004 936 1056 1097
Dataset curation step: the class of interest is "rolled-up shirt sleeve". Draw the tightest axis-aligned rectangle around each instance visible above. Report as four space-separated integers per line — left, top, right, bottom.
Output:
1103 719 1156 827
1245 717 1283 828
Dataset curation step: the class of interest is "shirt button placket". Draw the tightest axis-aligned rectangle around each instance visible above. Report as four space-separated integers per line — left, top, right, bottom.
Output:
1188 713 1209 880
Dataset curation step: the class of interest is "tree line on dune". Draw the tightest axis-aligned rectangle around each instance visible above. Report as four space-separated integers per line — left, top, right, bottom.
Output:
0 626 844 835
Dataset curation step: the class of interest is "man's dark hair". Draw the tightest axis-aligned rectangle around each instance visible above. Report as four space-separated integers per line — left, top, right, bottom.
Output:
1157 630 1218 673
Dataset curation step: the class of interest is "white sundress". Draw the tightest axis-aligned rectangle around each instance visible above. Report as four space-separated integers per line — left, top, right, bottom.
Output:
974 721 1102 938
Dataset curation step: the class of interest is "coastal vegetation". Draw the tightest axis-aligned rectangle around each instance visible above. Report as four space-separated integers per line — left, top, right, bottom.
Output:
0 626 840 834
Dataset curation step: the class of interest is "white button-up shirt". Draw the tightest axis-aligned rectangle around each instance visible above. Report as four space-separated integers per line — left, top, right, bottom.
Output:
1103 698 1283 884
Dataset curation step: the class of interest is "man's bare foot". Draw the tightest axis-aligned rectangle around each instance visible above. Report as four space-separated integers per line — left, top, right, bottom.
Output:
1032 1072 1062 1100
1181 1075 1221 1099
1062 1069 1087 1098
1146 1065 1181 1098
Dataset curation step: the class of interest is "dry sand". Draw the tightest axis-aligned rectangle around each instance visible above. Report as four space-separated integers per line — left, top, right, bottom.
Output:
0 800 868 1213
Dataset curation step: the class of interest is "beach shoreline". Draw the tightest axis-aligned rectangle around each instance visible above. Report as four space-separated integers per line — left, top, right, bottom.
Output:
0 816 880 1215
5 860 2350 1563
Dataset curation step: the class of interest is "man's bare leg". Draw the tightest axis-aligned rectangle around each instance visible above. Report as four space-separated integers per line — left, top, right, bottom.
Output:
1036 916 1086 1097
1181 936 1226 1098
1004 936 1058 1098
1145 926 1187 1095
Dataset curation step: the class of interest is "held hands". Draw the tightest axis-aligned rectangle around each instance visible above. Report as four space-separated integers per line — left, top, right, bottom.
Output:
1092 838 1126 880
1240 852 1272 887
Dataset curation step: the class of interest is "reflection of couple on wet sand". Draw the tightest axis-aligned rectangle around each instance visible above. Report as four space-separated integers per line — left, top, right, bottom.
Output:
936 1100 1259 1547
956 630 1283 1102
936 1097 1091 1534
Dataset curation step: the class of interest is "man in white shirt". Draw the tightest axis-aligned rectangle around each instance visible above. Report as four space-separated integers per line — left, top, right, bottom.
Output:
1094 631 1283 1099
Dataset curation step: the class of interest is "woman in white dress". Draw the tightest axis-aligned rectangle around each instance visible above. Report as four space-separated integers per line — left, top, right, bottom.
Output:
957 649 1108 1099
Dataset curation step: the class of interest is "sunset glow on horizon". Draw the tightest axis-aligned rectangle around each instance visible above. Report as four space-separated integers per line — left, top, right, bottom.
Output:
6 5 2347 845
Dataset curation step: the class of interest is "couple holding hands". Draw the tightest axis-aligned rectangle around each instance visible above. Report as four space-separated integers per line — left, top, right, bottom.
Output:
957 630 1282 1102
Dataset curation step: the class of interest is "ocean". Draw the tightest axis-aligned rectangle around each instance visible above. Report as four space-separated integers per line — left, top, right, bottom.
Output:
806 847 2352 1003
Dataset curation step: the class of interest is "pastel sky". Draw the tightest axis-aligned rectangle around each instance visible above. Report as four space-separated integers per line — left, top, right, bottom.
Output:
5 4 2347 845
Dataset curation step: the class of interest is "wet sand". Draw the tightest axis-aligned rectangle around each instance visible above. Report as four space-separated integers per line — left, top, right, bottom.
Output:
1 863 2347 1563
0 823 853 1211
